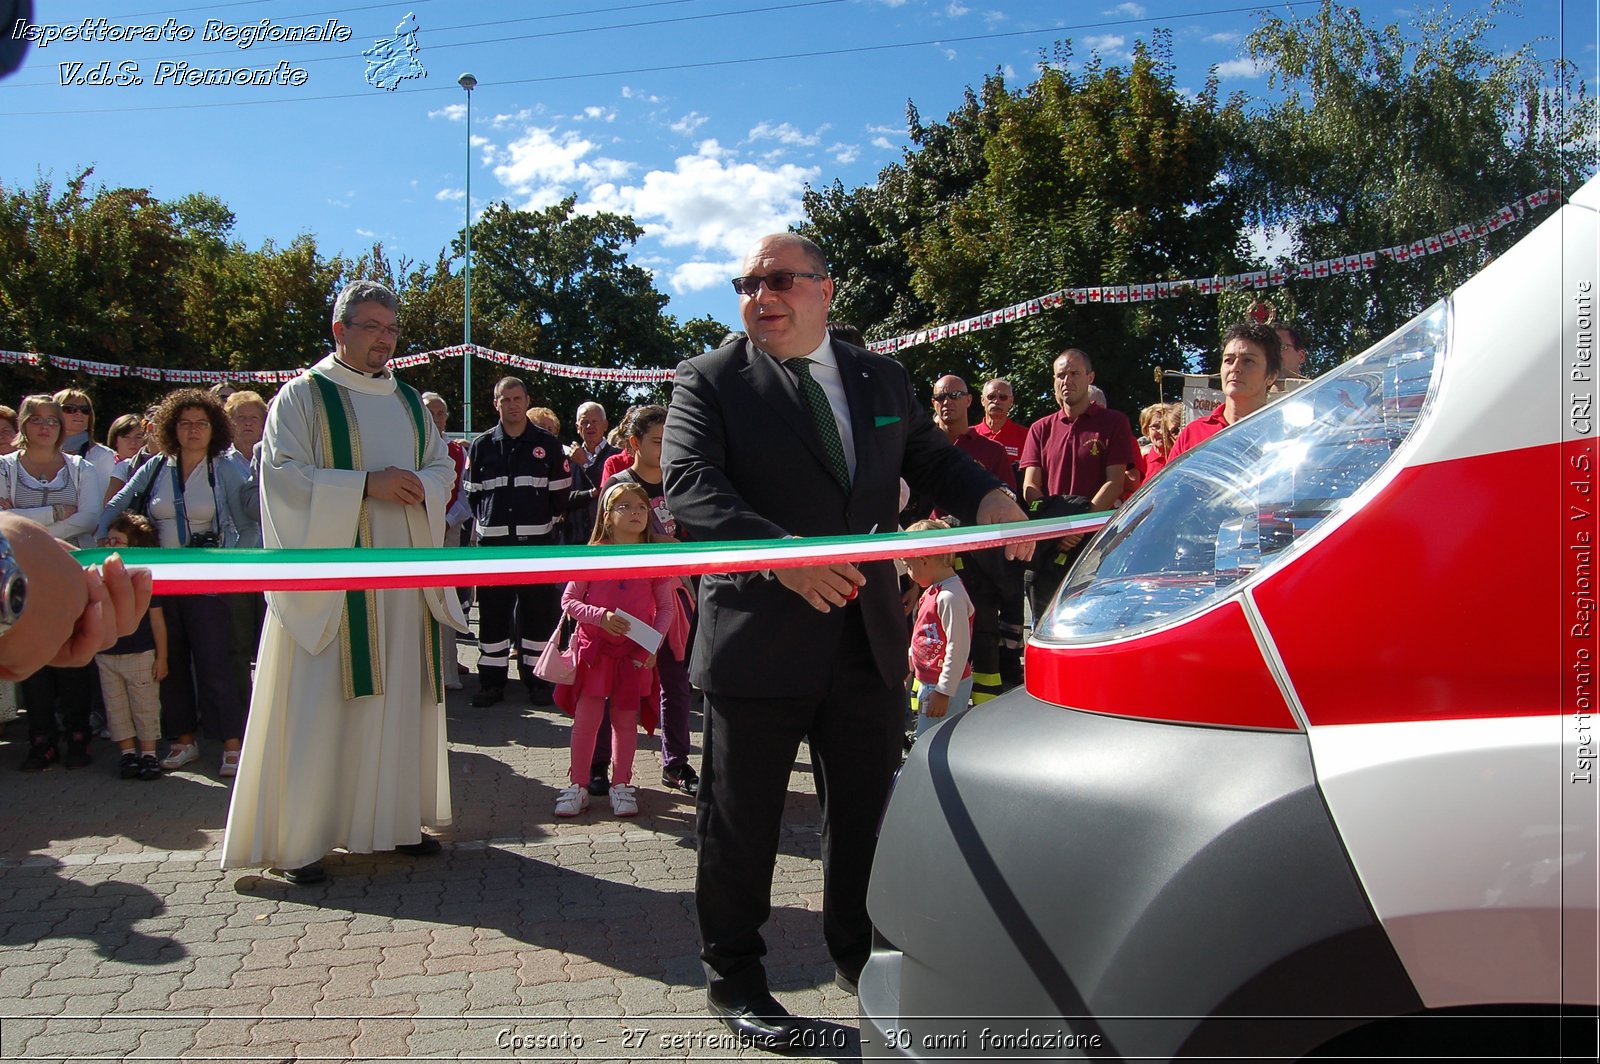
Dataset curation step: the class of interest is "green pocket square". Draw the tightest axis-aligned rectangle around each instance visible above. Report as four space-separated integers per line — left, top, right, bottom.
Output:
874 415 901 427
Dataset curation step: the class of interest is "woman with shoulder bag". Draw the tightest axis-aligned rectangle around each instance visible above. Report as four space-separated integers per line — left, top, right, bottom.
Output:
98 389 252 778
1 395 106 769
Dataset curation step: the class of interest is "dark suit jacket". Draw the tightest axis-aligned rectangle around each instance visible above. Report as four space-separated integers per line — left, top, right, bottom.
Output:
663 338 1003 698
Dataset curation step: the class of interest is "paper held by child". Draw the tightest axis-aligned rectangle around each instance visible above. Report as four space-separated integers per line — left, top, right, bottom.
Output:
613 609 665 653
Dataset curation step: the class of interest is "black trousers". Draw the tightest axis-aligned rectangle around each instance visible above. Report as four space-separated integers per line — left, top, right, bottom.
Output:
161 594 245 742
695 604 902 1000
998 557 1026 687
956 550 1004 704
21 664 93 743
476 582 559 690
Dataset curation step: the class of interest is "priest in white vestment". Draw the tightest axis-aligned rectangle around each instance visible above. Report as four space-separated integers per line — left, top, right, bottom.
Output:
222 280 468 884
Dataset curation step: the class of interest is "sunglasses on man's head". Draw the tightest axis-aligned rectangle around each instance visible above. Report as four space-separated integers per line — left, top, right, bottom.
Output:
729 271 827 296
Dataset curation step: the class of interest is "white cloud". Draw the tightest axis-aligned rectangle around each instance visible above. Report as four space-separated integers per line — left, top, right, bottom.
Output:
1106 2 1145 17
582 147 818 290
671 111 709 136
946 2 969 15
355 228 377 238
941 47 957 60
871 136 894 150
670 258 743 292
469 134 490 148
429 103 467 122
747 121 824 147
435 188 465 202
621 85 663 103
695 138 733 160
1204 31 1241 44
865 123 904 135
582 105 617 122
489 109 537 128
1003 63 1017 80
831 143 860 164
491 126 633 210
1216 57 1266 79
1085 33 1131 61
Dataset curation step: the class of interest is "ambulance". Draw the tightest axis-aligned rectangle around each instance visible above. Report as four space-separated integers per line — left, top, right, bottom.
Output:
860 176 1599 1059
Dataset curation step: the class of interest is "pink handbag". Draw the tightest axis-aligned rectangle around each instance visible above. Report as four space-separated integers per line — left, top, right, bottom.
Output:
533 617 577 686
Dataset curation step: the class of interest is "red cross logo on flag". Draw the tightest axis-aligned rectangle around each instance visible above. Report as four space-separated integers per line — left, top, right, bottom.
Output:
1315 261 1330 277
1426 238 1442 253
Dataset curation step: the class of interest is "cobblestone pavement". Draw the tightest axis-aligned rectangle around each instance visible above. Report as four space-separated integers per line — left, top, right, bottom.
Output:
0 637 863 1062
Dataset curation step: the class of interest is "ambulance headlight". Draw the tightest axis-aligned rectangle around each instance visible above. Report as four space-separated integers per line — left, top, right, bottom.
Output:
1036 300 1450 644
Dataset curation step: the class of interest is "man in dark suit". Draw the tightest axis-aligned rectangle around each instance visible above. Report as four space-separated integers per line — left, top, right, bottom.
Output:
663 233 1029 1050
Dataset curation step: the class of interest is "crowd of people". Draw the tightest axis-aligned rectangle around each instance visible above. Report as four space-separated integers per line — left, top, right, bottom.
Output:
0 241 1299 1050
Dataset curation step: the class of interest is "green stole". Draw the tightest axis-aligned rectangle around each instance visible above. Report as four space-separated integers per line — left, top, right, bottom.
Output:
306 368 443 705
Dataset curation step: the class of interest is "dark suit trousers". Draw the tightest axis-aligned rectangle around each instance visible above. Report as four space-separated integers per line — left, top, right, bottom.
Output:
695 603 903 999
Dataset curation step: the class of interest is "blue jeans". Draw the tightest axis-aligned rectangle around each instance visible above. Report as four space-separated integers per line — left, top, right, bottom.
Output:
914 674 974 738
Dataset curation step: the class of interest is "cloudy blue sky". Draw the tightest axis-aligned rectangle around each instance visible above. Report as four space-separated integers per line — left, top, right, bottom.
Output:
2 0 1586 335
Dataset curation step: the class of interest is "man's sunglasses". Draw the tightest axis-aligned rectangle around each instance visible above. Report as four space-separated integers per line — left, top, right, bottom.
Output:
730 271 827 296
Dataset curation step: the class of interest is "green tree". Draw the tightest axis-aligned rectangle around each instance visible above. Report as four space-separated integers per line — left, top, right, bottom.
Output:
0 169 199 415
1235 0 1595 369
803 34 1246 418
458 197 684 430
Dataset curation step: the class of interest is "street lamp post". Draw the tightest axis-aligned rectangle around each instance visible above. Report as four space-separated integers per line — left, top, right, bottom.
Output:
459 71 477 435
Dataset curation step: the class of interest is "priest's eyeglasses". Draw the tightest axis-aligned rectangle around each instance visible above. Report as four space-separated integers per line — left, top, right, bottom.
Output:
348 320 401 339
730 271 828 296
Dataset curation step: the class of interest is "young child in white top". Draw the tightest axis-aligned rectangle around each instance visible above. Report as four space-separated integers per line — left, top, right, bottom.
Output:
904 518 976 738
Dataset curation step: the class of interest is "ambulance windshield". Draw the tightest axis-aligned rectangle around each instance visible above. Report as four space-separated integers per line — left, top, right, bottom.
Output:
1036 300 1450 644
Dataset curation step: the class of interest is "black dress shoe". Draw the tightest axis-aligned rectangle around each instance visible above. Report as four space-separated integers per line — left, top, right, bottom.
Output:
280 863 326 885
586 772 610 797
706 992 812 1053
469 687 504 707
833 968 859 996
392 836 442 857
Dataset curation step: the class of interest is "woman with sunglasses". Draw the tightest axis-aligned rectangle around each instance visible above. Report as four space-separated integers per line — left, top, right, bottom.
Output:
98 389 251 778
55 389 118 499
1 395 107 769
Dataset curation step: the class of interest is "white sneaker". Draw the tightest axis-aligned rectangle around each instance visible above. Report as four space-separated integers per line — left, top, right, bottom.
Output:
608 783 638 817
219 750 240 777
160 742 199 771
554 784 590 818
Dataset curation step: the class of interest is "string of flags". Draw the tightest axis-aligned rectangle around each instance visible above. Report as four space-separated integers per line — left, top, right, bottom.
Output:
863 188 1562 355
1 188 1559 382
0 343 675 387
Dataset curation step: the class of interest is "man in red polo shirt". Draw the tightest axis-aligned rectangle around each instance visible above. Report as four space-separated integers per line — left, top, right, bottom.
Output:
973 378 1028 471
1018 348 1138 619
971 377 1030 689
924 374 1015 706
1170 323 1282 459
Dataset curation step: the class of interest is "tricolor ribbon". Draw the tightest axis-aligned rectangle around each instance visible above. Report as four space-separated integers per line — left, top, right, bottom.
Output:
75 513 1110 595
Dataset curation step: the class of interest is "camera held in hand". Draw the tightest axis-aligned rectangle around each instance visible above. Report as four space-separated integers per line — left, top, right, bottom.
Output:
188 530 221 549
